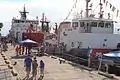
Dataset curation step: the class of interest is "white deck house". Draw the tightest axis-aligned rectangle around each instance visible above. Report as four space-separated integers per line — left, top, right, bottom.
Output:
59 18 120 51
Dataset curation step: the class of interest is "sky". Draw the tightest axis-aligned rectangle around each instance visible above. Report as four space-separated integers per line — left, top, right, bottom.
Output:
0 0 120 36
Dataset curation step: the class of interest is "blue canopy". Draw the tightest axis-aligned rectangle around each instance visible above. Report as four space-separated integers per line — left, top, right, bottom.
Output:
102 51 120 61
19 39 38 44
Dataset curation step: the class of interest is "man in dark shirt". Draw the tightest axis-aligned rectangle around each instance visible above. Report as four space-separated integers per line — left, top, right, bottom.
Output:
24 55 32 77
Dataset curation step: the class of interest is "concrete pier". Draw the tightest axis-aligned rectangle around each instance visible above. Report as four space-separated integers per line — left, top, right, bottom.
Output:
1 44 120 80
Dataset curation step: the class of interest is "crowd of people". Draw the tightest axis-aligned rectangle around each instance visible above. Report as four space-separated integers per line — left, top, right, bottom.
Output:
15 45 32 56
39 42 67 54
0 37 8 52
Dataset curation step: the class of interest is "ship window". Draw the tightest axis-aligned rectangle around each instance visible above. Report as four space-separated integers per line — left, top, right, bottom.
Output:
68 28 72 31
72 22 78 27
21 21 24 23
105 23 111 28
13 20 16 23
80 22 85 27
72 22 78 29
17 20 20 23
98 21 104 28
15 20 17 23
90 22 97 27
20 21 22 23
71 42 74 47
33 21 35 24
36 21 39 24
32 21 34 24
35 21 37 24
12 20 15 23
87 23 89 26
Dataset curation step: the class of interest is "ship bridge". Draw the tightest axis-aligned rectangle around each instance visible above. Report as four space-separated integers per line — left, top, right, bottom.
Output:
72 17 114 34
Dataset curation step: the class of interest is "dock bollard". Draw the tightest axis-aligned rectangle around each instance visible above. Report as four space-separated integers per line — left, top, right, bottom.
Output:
1 53 3 55
2 55 5 58
8 64 13 69
5 60 10 64
4 57 7 60
11 69 18 76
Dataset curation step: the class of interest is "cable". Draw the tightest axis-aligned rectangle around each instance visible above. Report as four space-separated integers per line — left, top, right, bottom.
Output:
63 0 80 22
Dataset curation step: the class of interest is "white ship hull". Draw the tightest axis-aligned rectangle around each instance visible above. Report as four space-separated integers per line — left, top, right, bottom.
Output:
60 33 120 51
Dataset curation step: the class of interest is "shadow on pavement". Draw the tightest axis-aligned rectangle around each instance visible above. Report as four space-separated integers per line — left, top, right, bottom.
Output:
11 55 28 59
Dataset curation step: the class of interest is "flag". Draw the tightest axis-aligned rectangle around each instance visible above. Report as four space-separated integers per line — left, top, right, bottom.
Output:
116 9 120 17
112 6 116 12
109 3 112 9
106 1 108 6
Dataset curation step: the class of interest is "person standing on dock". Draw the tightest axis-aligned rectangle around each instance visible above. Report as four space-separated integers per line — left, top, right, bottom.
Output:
22 45 25 55
32 57 38 80
24 54 32 78
0 43 3 53
39 60 45 78
18 45 22 55
15 45 19 56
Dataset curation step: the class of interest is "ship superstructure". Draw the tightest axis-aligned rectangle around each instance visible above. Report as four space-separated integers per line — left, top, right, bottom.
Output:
58 0 120 51
10 5 39 42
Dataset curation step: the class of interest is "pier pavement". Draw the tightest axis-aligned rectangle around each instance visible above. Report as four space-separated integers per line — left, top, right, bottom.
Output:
1 44 120 80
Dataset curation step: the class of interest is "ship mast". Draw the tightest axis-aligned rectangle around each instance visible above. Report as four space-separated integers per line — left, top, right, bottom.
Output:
40 13 50 33
99 0 103 18
86 0 91 17
19 4 29 20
